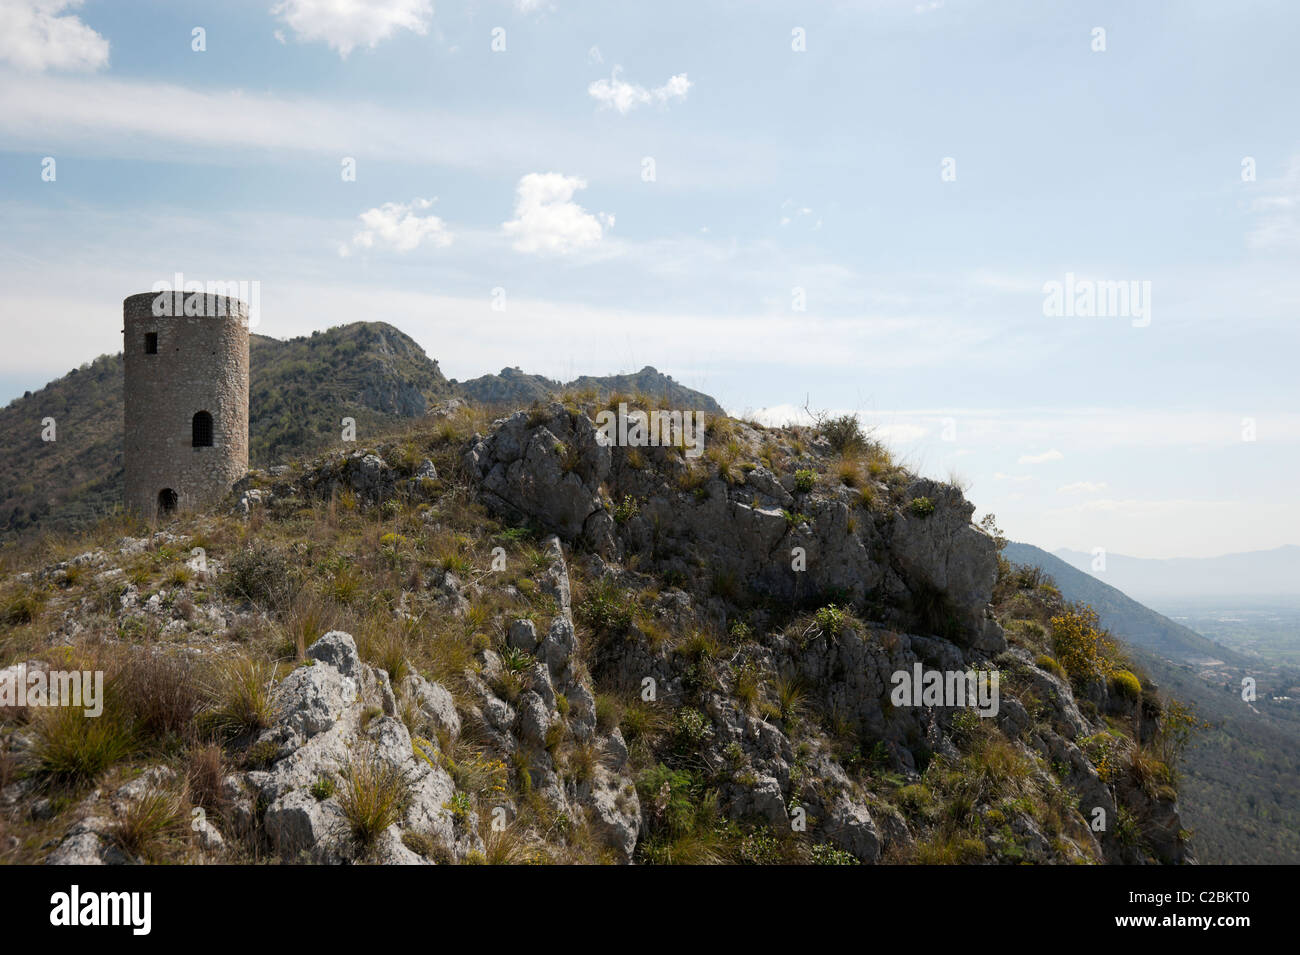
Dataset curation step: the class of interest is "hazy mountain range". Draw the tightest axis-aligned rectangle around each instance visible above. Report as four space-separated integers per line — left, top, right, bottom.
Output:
1003 542 1244 665
1052 545 1300 604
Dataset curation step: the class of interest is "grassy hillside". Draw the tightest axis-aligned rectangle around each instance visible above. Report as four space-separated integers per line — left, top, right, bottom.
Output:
248 322 452 464
1003 543 1300 864
1126 646 1300 864
0 406 1194 865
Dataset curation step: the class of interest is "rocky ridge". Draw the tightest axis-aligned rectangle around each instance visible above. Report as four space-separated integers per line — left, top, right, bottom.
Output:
0 399 1191 865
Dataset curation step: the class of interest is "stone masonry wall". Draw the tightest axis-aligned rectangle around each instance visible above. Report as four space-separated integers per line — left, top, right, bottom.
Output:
122 292 249 519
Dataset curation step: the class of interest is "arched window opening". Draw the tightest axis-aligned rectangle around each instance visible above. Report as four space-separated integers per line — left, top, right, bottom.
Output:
192 411 214 447
158 488 178 515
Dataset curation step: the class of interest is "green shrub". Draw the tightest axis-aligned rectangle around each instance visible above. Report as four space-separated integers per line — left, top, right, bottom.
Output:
612 495 639 525
224 545 296 606
819 414 867 454
793 469 817 493
1109 669 1142 701
811 842 860 865
310 775 337 801
1035 654 1066 679
814 604 846 635
908 496 936 518
1050 606 1115 682
575 579 635 635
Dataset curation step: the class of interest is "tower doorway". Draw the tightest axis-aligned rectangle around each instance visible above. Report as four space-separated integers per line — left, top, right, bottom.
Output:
158 488 178 516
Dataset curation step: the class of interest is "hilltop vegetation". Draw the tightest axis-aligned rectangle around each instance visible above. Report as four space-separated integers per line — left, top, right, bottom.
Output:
0 399 1195 865
0 322 723 542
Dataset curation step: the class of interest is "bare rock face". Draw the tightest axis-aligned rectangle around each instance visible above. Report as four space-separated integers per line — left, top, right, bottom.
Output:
464 406 613 546
237 631 482 865
464 403 1003 648
458 536 641 862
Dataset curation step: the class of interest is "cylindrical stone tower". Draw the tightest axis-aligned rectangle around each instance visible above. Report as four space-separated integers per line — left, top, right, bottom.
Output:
123 291 249 520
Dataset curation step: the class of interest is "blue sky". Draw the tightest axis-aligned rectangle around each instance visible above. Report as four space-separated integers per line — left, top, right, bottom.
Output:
1 0 1298 559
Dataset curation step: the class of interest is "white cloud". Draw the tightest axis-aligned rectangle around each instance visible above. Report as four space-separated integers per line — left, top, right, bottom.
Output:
271 0 432 58
502 173 609 255
1018 448 1064 464
0 0 109 71
340 198 451 256
1058 481 1107 494
587 45 603 65
588 67 690 114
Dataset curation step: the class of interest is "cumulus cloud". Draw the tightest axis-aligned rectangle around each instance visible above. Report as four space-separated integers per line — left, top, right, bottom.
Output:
502 173 610 255
1018 448 1064 465
588 67 690 114
0 0 109 71
340 198 451 256
271 0 432 58
1058 481 1107 494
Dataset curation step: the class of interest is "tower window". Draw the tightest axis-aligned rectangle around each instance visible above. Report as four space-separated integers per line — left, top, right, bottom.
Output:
144 332 158 354
158 488 178 515
192 411 214 447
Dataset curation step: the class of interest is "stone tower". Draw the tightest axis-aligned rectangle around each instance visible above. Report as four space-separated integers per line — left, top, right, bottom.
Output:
122 291 250 520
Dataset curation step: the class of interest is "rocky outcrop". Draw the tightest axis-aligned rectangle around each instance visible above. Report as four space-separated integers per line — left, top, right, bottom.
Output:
465 403 1002 650
459 537 641 862
234 631 482 864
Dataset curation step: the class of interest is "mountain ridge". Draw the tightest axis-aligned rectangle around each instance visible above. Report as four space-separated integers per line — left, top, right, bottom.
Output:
1052 544 1300 603
0 322 725 540
453 365 725 415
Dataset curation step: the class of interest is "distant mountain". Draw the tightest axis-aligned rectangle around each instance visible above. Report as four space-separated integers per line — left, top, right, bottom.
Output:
249 322 452 464
0 322 450 539
1004 541 1244 665
453 365 725 416
454 367 560 407
1053 545 1300 603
